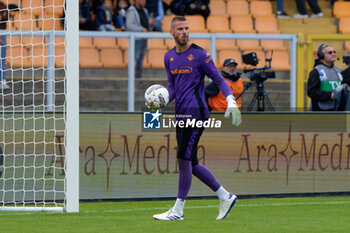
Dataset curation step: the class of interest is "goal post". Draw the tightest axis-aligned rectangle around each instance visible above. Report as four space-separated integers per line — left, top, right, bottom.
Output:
0 0 79 212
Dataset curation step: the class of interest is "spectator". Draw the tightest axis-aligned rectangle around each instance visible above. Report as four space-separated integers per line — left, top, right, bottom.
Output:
276 0 290 18
170 0 185 16
146 0 164 32
113 0 130 31
0 1 9 90
126 0 150 78
80 0 97 30
307 44 342 111
294 0 323 18
94 0 116 31
184 0 210 20
205 59 244 111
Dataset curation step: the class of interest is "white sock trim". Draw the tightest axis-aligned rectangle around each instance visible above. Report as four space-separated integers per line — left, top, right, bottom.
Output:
216 186 230 201
173 198 185 214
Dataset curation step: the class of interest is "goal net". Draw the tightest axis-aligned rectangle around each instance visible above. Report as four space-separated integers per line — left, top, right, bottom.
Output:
0 0 79 212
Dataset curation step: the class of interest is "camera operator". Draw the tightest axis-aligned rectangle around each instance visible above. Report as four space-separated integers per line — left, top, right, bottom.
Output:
307 44 342 111
205 58 244 111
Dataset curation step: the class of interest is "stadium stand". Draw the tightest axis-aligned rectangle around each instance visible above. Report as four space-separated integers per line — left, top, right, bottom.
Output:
339 18 350 34
255 16 280 34
93 37 118 49
209 0 226 16
148 49 167 69
79 48 102 68
250 1 274 18
260 40 286 52
230 15 255 33
206 15 230 33
190 39 210 50
333 1 350 19
54 46 65 68
79 37 94 48
185 15 207 32
124 50 150 68
100 48 127 68
226 0 250 17
236 38 261 51
147 38 167 49
216 39 238 52
267 51 291 71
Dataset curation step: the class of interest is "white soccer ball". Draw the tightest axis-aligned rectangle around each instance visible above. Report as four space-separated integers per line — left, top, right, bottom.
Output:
144 84 169 110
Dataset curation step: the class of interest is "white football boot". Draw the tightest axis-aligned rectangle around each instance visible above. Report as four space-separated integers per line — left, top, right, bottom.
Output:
153 208 184 221
216 193 238 220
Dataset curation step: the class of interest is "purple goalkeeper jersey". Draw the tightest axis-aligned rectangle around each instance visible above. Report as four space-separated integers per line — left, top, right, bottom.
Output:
164 43 232 120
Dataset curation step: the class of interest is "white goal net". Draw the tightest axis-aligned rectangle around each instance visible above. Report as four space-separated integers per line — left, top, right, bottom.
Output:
0 0 79 212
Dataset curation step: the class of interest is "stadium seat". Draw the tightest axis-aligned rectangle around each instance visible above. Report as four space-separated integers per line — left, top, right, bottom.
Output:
44 0 65 17
117 38 129 50
242 50 266 68
218 50 244 70
22 36 44 48
124 50 150 68
79 48 102 68
185 15 207 32
161 15 173 32
100 48 127 68
250 1 274 18
267 51 290 71
147 38 167 49
260 40 286 51
53 36 65 47
230 15 255 33
6 46 31 68
22 0 43 17
13 14 39 30
339 18 350 34
255 16 280 34
216 39 238 52
28 45 49 68
209 0 227 16
54 46 65 68
165 38 175 50
79 37 94 48
148 49 168 69
227 0 249 17
7 36 21 47
236 38 261 51
94 37 118 49
38 14 64 30
190 39 210 50
333 2 350 19
207 16 231 33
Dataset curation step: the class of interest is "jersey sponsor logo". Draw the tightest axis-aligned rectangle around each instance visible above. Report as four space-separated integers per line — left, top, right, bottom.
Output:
187 54 194 61
170 66 193 75
319 69 327 81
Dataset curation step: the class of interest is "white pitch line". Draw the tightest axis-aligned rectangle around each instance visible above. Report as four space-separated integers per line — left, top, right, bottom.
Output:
0 201 349 215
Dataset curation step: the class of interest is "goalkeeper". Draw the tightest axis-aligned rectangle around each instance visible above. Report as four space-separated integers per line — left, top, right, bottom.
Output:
151 16 242 221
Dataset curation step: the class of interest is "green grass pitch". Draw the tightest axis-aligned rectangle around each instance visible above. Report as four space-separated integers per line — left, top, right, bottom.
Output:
0 196 349 233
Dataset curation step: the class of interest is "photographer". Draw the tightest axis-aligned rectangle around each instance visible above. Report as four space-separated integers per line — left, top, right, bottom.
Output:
307 44 342 111
205 59 243 111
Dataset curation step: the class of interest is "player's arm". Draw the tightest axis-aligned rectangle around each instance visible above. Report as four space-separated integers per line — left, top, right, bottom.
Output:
200 52 242 126
164 55 175 103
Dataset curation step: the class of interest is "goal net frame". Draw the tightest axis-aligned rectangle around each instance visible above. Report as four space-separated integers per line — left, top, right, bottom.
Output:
0 0 79 213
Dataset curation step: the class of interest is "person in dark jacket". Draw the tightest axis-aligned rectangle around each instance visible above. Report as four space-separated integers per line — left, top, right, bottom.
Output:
80 0 97 30
113 0 130 31
307 44 343 111
145 0 164 31
94 0 115 31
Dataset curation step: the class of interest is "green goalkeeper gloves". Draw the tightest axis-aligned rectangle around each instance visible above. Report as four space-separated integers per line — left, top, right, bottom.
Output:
224 95 242 127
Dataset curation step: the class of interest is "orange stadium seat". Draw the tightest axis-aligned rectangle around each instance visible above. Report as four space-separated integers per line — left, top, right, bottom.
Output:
79 37 94 48
117 38 129 50
236 38 261 51
165 38 175 50
345 41 350 52
250 1 274 18
190 39 210 50
22 0 43 17
28 45 49 68
148 49 168 69
161 15 173 32
93 37 118 49
22 36 44 47
216 39 238 52
52 36 65 47
230 15 255 33
124 50 150 68
186 15 207 32
79 48 102 68
13 14 39 30
207 16 230 33
255 16 280 33
267 51 291 71
100 48 126 68
218 50 244 70
54 46 65 68
6 46 31 68
7 36 21 47
147 38 167 49
333 2 350 19
209 0 226 16
242 50 266 68
44 0 65 17
227 0 249 16
260 40 286 51
339 18 350 34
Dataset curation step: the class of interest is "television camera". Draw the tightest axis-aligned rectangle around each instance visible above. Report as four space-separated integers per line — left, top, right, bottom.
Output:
236 52 276 111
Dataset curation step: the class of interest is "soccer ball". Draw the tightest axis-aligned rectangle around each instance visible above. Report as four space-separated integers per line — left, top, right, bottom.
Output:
144 84 169 110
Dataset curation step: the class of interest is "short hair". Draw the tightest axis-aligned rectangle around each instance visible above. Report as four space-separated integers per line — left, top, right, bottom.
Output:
171 16 187 28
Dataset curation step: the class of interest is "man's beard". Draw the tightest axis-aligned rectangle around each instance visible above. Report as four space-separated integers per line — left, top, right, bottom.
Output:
175 36 188 46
